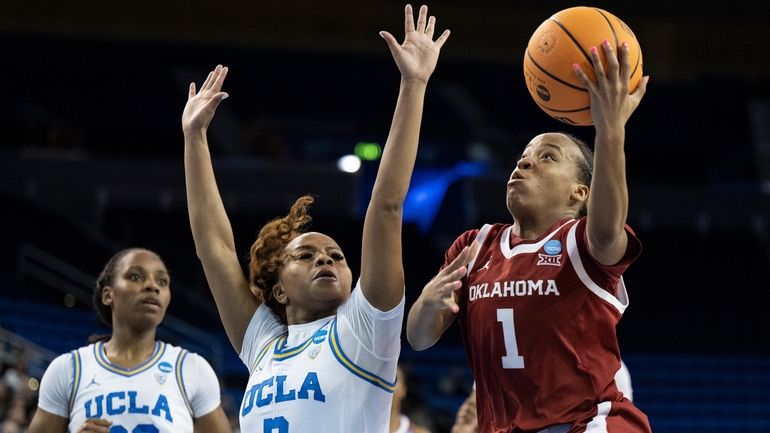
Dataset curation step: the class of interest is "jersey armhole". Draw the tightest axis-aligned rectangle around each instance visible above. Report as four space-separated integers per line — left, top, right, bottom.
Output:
175 349 194 416
67 350 82 413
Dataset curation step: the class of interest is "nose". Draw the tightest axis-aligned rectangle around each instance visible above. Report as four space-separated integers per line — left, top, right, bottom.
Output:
316 253 333 266
144 280 161 293
517 156 533 170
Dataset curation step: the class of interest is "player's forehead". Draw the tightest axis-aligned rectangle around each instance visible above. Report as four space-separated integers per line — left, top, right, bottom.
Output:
118 250 168 274
285 232 342 252
521 133 579 156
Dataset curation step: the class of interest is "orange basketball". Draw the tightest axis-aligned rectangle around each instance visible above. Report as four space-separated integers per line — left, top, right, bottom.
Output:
523 7 643 126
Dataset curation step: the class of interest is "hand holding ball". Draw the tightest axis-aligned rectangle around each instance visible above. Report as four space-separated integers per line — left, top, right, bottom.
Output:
523 7 643 126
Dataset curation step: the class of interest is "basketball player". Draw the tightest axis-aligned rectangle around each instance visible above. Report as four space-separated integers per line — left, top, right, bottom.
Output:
390 366 431 433
406 40 652 432
450 361 637 432
181 5 449 432
28 248 231 433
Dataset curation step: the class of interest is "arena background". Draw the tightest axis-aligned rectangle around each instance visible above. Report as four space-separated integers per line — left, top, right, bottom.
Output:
1 0 769 431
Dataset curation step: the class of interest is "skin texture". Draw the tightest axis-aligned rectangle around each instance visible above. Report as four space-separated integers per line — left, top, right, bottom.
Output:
407 40 648 350
182 4 450 356
28 250 231 433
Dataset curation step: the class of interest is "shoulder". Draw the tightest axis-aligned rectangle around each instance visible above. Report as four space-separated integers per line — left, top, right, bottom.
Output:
45 352 75 376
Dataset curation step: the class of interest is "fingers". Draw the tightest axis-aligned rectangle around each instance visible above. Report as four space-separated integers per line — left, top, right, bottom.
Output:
444 291 460 314
631 75 650 101
572 63 593 90
191 65 228 101
405 4 415 34
426 15 436 38
618 41 631 84
601 40 619 79
78 419 112 433
589 45 607 87
416 5 428 33
200 69 216 92
435 29 451 49
443 246 473 274
380 30 401 56
212 65 229 93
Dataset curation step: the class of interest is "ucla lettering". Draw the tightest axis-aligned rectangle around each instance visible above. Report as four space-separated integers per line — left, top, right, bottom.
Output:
241 372 326 416
84 392 171 422
469 280 560 301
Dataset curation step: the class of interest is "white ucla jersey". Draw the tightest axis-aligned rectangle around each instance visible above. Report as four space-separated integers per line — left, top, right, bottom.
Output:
38 340 221 433
239 283 404 433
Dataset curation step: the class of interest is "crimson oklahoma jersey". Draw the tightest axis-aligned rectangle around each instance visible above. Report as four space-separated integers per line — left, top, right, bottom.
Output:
444 218 651 433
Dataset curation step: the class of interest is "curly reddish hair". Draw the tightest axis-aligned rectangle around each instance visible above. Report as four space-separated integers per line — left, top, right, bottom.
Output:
248 195 314 324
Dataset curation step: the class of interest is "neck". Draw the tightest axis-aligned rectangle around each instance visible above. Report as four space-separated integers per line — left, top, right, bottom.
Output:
105 323 158 367
286 304 338 326
511 209 576 240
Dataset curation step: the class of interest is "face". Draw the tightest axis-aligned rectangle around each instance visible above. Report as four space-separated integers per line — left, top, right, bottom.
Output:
506 133 588 218
274 232 353 323
102 250 171 331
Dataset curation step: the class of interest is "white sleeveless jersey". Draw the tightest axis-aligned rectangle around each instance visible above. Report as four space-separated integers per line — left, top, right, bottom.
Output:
239 283 404 433
38 340 220 433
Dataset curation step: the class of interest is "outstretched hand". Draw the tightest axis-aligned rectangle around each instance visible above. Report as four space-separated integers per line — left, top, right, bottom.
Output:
420 242 479 314
182 65 229 134
380 4 450 84
573 41 649 131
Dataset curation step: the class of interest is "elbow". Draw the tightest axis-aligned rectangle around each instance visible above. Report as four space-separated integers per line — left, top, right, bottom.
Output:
406 329 435 352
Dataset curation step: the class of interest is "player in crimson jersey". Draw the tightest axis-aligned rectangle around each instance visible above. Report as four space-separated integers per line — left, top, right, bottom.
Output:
406 41 652 433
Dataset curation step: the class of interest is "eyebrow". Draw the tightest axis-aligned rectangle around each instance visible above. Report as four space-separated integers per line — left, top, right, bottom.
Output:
521 142 565 157
291 245 341 252
125 266 169 276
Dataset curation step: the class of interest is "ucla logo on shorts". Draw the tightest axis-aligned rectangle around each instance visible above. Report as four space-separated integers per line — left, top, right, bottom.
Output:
158 362 173 373
543 240 562 255
312 330 328 344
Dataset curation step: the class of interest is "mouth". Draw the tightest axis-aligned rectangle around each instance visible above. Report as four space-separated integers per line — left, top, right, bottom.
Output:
313 269 338 281
507 172 526 186
140 298 162 308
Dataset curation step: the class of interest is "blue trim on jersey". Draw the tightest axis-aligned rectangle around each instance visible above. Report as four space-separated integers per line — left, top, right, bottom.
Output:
94 341 166 376
68 350 82 412
272 321 331 361
253 334 284 372
328 319 396 393
175 349 193 416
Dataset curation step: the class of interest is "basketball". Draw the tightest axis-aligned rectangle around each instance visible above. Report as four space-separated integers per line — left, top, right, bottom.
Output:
523 7 643 126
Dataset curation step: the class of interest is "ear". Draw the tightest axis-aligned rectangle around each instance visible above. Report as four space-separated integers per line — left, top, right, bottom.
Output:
570 183 589 207
101 287 113 307
272 283 288 305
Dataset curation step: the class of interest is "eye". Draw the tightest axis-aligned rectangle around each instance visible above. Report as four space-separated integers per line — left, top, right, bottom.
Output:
128 273 142 282
295 252 314 260
541 153 556 161
157 278 169 287
331 252 345 261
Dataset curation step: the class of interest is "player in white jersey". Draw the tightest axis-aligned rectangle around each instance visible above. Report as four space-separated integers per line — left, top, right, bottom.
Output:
181 5 449 433
28 248 231 433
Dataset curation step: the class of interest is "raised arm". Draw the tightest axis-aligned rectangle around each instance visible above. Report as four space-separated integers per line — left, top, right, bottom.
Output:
407 243 476 350
182 65 258 353
359 4 450 310
573 41 648 265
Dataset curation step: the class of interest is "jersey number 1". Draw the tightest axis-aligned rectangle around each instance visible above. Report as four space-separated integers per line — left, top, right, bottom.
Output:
497 308 525 369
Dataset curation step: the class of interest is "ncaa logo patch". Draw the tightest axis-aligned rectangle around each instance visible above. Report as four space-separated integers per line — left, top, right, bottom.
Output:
312 330 328 344
158 362 173 373
543 240 562 255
